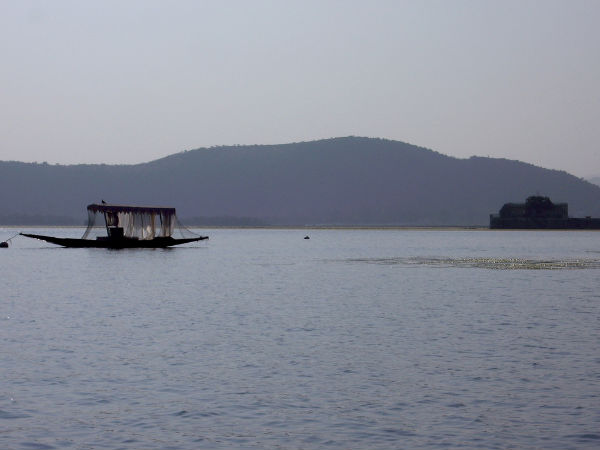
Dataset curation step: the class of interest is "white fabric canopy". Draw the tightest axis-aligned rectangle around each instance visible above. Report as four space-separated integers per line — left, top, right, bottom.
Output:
83 204 177 240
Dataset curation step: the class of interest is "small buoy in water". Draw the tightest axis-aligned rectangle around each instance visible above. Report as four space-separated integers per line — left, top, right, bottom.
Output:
304 235 310 240
0 242 8 248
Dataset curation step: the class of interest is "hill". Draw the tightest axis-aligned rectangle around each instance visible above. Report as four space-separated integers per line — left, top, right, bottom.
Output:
2 137 600 226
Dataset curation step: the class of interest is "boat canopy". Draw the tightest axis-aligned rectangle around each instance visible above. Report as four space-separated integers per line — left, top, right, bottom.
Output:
87 204 176 215
82 203 177 240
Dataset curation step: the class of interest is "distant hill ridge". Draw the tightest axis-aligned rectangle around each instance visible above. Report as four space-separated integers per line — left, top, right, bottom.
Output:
587 176 600 187
1 136 599 226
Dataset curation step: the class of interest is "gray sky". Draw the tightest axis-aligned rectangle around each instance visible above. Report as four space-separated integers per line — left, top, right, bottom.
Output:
1 0 599 177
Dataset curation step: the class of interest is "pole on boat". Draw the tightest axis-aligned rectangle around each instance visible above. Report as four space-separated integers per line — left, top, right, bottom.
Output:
101 201 111 238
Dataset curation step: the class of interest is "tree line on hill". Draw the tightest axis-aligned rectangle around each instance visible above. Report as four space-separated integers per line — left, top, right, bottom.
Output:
2 137 600 226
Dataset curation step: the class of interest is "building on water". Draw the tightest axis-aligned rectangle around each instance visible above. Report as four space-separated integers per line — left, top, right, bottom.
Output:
489 195 600 229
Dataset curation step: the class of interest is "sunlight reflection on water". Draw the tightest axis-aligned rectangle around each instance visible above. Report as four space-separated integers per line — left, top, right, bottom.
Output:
346 256 600 270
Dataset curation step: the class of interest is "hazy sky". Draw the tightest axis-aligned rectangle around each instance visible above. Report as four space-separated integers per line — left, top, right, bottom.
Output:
1 0 599 176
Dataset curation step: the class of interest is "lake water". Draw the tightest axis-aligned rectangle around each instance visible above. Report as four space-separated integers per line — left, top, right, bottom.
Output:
1 228 599 449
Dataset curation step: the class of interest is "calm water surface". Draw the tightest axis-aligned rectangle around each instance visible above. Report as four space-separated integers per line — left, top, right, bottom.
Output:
1 228 599 449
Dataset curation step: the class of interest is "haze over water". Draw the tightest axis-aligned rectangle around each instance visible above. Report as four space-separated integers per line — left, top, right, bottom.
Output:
2 228 599 449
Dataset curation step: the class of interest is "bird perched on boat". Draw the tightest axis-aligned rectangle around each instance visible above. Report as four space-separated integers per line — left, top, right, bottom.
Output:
101 200 106 204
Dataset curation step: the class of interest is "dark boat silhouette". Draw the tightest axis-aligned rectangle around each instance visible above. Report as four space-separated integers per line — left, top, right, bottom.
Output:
21 203 208 248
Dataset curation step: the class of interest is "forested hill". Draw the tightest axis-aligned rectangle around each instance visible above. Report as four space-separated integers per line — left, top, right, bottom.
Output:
2 137 600 226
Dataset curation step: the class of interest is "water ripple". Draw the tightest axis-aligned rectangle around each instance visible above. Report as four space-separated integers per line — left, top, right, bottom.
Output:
346 256 600 270
0 409 31 419
4 229 599 449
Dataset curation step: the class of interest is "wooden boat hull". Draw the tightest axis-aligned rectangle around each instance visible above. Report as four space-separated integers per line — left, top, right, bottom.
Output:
20 233 208 248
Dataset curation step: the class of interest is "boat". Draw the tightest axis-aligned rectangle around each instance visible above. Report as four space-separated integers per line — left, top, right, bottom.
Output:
20 203 208 248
